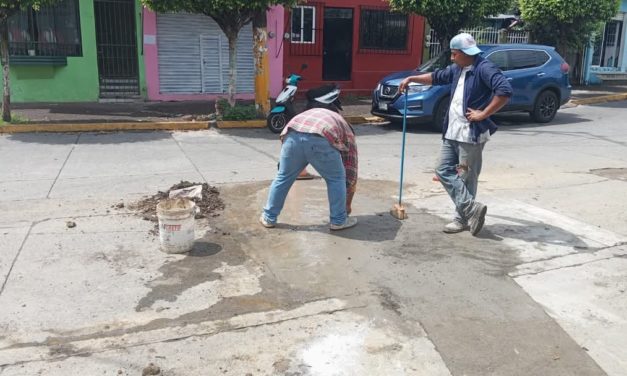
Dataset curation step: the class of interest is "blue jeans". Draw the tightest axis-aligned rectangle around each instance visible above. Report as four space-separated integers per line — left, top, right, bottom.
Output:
435 139 485 223
262 131 347 225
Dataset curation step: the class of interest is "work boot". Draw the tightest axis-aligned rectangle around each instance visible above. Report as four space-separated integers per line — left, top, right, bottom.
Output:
443 220 468 234
259 215 275 228
330 217 358 231
468 202 487 236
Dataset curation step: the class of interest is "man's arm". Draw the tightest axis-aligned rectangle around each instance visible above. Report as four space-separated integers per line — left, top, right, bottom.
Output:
399 64 455 93
399 73 433 93
466 63 513 121
466 95 509 122
341 129 358 216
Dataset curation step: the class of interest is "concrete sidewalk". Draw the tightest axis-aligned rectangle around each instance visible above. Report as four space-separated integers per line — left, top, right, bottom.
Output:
4 84 624 132
10 97 375 125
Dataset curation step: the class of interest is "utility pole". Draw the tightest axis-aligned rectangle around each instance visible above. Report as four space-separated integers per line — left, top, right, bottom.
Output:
253 10 270 117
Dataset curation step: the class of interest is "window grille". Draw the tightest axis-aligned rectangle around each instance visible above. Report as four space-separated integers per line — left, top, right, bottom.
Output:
8 0 82 57
291 6 316 44
288 3 323 56
359 7 410 53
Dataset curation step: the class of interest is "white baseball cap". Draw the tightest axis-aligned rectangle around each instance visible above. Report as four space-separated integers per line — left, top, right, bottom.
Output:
450 33 482 56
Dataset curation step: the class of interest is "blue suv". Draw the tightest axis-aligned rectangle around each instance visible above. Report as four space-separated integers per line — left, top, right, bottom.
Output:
371 44 572 131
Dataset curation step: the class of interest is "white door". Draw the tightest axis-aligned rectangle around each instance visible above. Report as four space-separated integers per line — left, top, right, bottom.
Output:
200 35 224 93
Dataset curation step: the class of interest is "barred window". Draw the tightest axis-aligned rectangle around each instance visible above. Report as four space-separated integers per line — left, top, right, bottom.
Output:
291 6 315 44
591 20 622 67
8 0 82 57
359 9 408 51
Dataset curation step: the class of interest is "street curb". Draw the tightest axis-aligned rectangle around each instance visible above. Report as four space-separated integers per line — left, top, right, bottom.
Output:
0 116 386 134
0 121 208 134
345 116 385 124
571 93 627 106
215 116 385 129
216 120 266 129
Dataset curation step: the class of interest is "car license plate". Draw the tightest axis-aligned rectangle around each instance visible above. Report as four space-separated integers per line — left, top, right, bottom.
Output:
378 103 388 111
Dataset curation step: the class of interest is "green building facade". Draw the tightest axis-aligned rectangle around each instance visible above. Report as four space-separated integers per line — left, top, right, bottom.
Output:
4 0 146 103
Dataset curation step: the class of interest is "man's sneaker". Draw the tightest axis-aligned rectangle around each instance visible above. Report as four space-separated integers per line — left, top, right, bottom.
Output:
468 202 487 236
330 217 358 231
259 215 275 228
443 221 468 234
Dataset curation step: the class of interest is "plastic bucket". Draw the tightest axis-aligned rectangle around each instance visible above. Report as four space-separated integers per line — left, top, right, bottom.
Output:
156 198 196 254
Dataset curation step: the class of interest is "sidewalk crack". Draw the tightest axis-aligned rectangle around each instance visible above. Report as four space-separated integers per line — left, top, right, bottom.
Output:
170 133 206 183
46 134 81 199
0 222 34 297
513 242 627 277
0 301 364 367
228 136 278 163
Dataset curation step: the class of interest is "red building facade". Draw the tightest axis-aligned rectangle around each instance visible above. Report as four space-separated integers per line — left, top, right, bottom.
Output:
282 1 426 96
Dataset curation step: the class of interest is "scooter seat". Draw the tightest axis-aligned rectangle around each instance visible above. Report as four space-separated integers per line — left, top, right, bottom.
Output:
306 84 339 101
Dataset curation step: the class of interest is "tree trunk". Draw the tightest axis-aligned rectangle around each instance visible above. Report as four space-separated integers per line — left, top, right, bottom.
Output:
437 36 450 53
252 11 270 117
0 19 11 122
556 29 569 57
226 33 238 107
429 19 453 55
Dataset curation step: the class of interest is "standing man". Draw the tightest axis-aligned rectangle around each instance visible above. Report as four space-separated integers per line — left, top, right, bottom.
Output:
399 33 512 235
260 106 358 231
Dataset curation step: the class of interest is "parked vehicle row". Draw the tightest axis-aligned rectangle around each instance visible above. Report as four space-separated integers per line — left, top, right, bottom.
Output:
371 44 572 131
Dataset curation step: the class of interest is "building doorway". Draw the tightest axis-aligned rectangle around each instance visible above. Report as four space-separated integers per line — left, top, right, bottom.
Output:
323 8 353 81
94 0 140 99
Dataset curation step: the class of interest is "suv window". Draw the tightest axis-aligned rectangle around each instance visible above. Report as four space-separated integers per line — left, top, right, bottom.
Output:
417 51 451 73
533 50 550 66
486 49 550 71
507 50 550 70
486 50 509 70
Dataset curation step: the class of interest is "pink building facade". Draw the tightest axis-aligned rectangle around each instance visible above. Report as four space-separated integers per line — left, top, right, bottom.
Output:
142 6 285 101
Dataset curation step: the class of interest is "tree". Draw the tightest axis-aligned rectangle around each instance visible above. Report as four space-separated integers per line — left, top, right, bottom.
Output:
0 1 57 122
388 0 511 49
519 0 620 54
142 0 299 107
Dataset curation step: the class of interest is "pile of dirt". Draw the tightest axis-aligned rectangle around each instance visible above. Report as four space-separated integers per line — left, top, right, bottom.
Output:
125 181 225 234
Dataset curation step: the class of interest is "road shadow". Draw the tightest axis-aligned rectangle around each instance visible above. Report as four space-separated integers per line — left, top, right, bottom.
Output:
6 130 172 145
188 240 223 257
477 214 592 250
329 213 403 242
493 110 592 130
13 100 218 118
376 120 439 135
270 213 402 242
217 127 281 141
217 120 397 140
586 100 627 109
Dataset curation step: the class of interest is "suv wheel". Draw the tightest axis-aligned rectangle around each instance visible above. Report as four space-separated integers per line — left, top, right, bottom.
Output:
432 96 450 132
531 90 558 123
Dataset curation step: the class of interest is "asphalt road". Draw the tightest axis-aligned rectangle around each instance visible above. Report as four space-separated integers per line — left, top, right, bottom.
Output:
0 102 625 375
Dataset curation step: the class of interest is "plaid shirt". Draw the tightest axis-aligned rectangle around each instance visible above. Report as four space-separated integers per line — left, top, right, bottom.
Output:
281 108 358 193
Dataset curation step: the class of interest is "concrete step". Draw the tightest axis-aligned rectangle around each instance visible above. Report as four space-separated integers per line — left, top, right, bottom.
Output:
100 86 140 92
100 78 139 84
98 96 142 103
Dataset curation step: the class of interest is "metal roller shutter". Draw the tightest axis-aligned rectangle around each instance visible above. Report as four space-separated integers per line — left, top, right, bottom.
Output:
157 12 255 94
200 35 223 93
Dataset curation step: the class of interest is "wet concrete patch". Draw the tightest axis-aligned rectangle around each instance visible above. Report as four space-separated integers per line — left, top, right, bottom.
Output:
135 239 227 311
132 181 327 329
0 179 607 374
590 167 627 181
